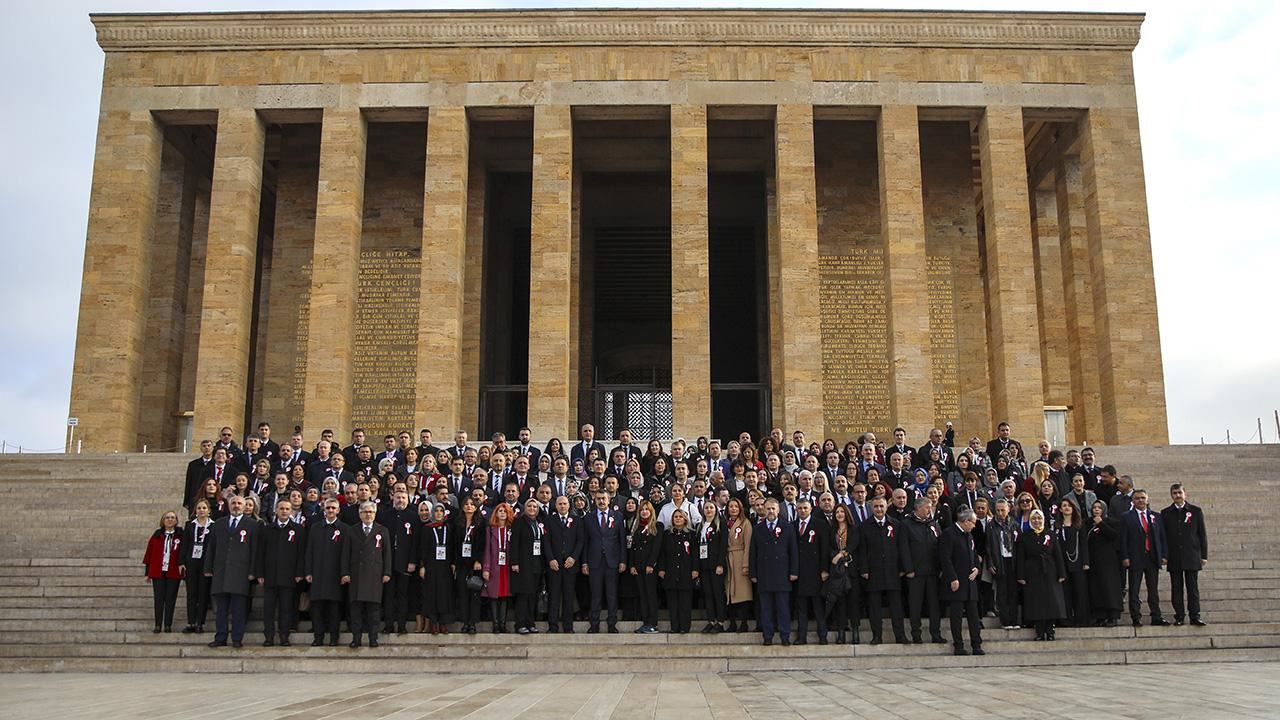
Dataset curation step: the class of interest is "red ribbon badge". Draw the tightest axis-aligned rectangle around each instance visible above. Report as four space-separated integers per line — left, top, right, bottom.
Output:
683 540 690 555
1185 511 1193 524
405 522 412 534
734 527 742 539
1043 535 1052 547
774 526 782 539
808 530 816 543
566 517 574 528
239 529 247 544
332 530 341 543
931 526 939 538
375 534 382 549
886 525 895 539
287 530 295 543
608 516 614 529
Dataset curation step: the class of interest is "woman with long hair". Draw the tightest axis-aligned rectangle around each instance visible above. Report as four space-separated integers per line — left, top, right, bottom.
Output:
724 497 754 632
698 501 728 633
657 508 699 634
543 437 565 463
629 500 662 634
1016 509 1067 641
1014 492 1038 532
1037 478 1062 532
180 499 213 634
828 503 861 644
142 510 184 633
481 501 514 633
1057 498 1091 627
1087 500 1123 627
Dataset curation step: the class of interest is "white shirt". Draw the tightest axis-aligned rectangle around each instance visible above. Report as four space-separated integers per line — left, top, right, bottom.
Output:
657 500 702 529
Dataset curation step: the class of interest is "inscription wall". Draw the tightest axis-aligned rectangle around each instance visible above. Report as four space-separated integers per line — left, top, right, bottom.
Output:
351 123 425 438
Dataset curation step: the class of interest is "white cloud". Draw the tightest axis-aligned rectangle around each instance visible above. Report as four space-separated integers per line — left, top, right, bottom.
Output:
0 1 1276 449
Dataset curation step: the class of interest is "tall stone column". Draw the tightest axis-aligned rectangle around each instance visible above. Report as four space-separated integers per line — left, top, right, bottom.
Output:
527 105 576 440
670 104 712 439
1030 187 1074 430
68 110 164 451
1055 155 1104 443
191 109 266 444
773 105 825 435
301 107 367 441
1079 107 1169 444
978 106 1045 437
415 106 470 436
878 105 935 433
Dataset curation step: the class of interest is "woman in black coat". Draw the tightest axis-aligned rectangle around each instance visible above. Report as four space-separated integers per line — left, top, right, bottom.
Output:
1016 509 1067 641
1056 499 1091 627
452 496 487 635
697 502 729 633
180 499 214 633
657 508 699 634
1086 500 1123 627
827 504 861 644
418 503 455 634
507 499 546 634
629 500 663 634
618 497 641 620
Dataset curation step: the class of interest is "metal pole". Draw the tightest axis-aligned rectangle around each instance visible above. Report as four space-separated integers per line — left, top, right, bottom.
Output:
1275 410 1279 442
1227 429 1232 445
1261 418 1265 445
77 440 82 454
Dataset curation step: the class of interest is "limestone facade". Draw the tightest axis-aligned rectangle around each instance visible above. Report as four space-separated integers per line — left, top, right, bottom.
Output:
68 9 1169 450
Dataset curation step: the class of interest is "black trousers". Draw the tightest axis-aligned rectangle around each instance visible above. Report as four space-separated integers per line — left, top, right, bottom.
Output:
456 572 482 625
701 571 727 623
349 600 382 641
729 600 753 622
795 594 827 639
514 591 538 629
666 588 693 632
831 583 862 635
907 575 941 639
867 587 906 641
994 558 1019 626
262 586 295 639
212 592 247 643
1063 570 1090 625
588 565 619 627
386 572 412 629
1169 569 1201 621
151 577 180 629
1128 563 1163 621
978 579 995 617
548 569 577 629
184 567 210 627
947 593 983 649
311 598 343 642
637 571 660 627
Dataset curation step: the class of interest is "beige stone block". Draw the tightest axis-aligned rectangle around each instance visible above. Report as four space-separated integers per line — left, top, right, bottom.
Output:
68 109 164 452
301 107 366 440
773 104 824 435
1079 106 1168 444
191 108 266 444
415 106 470 436
878 105 935 434
459 155 486 435
527 105 576 440
670 104 712 439
1056 155 1105 444
1031 187 1074 439
978 105 1045 437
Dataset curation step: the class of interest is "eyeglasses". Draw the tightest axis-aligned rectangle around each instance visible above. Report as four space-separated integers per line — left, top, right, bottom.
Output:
1019 499 1033 504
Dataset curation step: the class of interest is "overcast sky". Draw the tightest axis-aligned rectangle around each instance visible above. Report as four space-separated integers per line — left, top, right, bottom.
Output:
1 1 1276 451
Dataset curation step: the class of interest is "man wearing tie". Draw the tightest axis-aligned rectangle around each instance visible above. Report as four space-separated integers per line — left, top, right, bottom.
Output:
514 426 541 469
750 498 798 646
939 508 984 656
612 428 642 463
543 457 572 500
545 495 584 633
343 502 392 647
445 456 472 502
305 499 348 646
583 491 627 633
1121 489 1169 627
570 423 607 469
858 496 913 644
850 483 871 525
258 499 304 647
202 495 259 648
1161 483 1209 626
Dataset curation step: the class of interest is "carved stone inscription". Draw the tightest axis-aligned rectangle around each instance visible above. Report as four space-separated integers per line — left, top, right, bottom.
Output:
819 249 890 436
927 254 960 424
352 248 420 437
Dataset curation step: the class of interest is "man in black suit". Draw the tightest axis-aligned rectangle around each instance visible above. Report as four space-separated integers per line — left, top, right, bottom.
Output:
902 497 944 644
184 440 215 511
916 427 955 472
1161 483 1208 626
546 495 584 633
854 443 887 486
342 428 368 468
582 491 627 632
442 456 473 501
984 422 1016 464
231 436 266 478
258 499 304 646
858 496 913 644
512 426 541 468
886 427 915 468
570 423 608 469
446 430 471 460
792 499 829 644
543 457 573 501
751 498 799 646
213 426 239 457
1121 489 1169 627
939 508 984 655
612 428 643 463
306 498 349 646
202 495 259 648
343 502 392 648
415 428 440 462
255 421 280 461
385 490 419 635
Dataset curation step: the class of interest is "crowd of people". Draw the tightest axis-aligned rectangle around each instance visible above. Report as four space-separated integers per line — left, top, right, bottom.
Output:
145 421 1210 655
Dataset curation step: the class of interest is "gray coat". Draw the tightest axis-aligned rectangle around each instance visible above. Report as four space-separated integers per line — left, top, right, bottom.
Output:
343 523 393 603
203 515 260 596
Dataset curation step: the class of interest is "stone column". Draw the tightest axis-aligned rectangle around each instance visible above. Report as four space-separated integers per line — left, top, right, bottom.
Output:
68 110 164 451
670 104 713 439
527 105 576 440
878 105 935 433
773 105 825 435
977 106 1045 437
1079 107 1169 444
191 109 266 444
1055 155 1104 443
301 107 367 441
1030 187 1074 426
415 106 470 436
458 153 486 436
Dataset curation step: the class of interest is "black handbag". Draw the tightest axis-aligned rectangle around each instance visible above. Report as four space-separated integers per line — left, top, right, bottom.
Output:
465 574 485 593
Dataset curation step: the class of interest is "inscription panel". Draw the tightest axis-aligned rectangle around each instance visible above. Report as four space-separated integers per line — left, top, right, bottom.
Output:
819 251 890 437
927 254 960 423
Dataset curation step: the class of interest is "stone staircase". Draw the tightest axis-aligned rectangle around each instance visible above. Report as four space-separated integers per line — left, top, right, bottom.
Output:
1 446 1278 673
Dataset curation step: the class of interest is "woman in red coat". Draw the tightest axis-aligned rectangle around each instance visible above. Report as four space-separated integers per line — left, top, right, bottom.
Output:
143 510 185 633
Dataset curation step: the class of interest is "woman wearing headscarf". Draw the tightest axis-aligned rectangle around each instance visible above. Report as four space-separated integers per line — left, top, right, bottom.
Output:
1016 508 1067 640
1087 499 1124 627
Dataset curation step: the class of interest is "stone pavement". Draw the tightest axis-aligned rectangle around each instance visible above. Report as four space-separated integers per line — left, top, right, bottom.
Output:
2 662 1278 719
